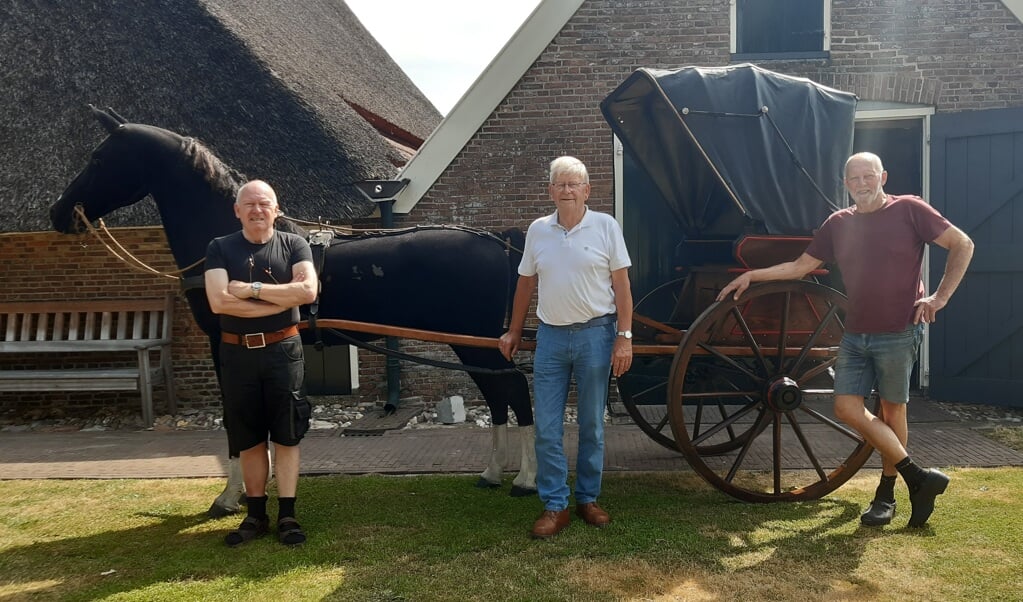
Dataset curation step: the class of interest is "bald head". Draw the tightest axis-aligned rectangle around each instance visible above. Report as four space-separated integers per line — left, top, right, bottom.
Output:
234 180 280 241
845 152 884 177
236 180 278 207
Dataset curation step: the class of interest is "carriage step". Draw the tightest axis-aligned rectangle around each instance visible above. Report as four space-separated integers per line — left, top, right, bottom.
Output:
341 403 425 436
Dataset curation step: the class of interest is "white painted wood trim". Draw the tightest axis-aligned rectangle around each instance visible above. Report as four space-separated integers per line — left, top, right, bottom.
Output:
1002 0 1023 23
392 0 585 214
854 106 934 386
613 135 624 224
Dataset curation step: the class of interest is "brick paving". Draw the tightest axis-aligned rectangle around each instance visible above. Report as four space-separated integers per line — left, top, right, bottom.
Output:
1 401 1021 480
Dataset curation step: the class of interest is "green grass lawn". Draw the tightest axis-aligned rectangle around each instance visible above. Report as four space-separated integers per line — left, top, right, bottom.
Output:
2 468 1022 601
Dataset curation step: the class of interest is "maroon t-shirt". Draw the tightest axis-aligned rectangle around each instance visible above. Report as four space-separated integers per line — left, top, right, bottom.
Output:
805 195 951 334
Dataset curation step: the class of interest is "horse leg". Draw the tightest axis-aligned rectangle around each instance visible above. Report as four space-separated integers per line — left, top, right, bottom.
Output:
204 334 249 518
510 423 538 496
455 346 537 496
476 422 507 488
207 455 246 517
207 442 274 517
499 360 537 495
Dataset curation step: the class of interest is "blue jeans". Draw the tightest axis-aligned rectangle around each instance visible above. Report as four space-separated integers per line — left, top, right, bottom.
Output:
533 321 615 511
834 324 923 404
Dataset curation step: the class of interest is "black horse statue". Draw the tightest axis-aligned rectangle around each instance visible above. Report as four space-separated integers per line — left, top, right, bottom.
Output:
50 106 536 514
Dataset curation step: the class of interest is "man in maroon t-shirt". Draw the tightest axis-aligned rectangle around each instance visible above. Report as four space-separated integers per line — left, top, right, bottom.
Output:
718 152 974 528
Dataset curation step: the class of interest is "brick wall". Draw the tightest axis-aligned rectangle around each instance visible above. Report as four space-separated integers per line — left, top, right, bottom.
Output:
0 228 216 419
0 228 478 418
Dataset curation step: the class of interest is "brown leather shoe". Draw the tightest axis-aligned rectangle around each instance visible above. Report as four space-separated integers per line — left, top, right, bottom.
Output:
530 509 570 539
576 502 611 527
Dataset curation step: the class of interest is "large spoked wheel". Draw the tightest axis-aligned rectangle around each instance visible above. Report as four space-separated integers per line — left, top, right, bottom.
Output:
616 278 681 451
617 277 764 454
667 280 876 502
617 356 678 450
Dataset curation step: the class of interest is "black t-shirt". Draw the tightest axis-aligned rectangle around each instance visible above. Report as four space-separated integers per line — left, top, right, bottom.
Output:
205 230 313 334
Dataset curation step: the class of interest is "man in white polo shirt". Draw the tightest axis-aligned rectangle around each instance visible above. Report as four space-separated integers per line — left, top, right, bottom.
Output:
499 156 634 539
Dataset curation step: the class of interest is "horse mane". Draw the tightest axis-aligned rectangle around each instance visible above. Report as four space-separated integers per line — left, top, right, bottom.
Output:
181 137 247 201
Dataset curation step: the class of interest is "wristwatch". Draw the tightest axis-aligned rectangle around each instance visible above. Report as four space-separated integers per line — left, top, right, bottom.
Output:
616 330 632 339
251 281 262 299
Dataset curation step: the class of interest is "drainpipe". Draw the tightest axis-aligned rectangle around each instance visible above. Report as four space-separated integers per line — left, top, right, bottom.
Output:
354 179 410 414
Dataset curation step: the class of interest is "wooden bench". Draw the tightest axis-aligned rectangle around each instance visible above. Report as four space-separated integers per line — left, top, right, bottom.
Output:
0 296 177 426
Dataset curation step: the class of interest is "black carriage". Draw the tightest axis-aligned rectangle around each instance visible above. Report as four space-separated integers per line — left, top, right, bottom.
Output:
602 64 863 502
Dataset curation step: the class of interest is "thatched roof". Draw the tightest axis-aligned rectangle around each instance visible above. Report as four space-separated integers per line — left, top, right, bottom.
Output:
0 0 441 233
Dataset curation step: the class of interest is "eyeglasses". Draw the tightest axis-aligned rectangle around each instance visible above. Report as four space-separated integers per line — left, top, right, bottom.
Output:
844 173 881 186
551 182 587 191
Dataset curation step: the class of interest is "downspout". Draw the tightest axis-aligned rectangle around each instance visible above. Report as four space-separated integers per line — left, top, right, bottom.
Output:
355 179 410 414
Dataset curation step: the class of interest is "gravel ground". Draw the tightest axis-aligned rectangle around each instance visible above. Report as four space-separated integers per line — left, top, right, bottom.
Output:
0 396 1018 434
930 400 1023 426
0 395 576 434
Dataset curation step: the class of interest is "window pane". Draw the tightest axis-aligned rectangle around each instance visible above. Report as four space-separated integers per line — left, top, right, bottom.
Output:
737 0 823 54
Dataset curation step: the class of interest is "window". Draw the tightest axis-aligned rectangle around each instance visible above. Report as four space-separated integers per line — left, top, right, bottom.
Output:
731 0 829 59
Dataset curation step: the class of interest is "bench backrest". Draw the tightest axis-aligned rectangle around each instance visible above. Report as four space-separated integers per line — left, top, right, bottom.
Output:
0 296 174 352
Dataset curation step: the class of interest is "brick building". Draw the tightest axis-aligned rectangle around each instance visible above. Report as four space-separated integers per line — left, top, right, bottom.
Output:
388 0 1023 407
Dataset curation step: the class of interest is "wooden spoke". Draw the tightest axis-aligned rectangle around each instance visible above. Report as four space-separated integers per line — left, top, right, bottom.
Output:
668 280 875 502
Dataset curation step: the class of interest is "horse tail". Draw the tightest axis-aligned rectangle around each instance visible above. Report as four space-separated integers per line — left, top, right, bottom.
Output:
498 228 526 327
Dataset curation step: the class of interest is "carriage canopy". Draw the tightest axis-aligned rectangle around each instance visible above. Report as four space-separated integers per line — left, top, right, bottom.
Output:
600 64 858 238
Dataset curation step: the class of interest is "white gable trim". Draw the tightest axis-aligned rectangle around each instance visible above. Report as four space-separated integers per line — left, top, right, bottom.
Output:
1003 0 1023 23
392 0 585 214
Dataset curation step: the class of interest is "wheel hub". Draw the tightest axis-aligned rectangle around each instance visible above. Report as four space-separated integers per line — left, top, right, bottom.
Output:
765 376 802 412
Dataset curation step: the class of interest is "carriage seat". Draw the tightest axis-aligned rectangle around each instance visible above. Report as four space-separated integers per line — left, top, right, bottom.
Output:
649 235 826 339
0 296 176 426
730 235 829 278
672 238 734 272
733 235 813 268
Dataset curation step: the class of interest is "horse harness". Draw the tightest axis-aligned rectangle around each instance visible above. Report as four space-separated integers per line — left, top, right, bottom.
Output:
177 225 524 375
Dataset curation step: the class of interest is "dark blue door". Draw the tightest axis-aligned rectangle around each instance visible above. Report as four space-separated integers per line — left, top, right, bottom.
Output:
929 108 1023 407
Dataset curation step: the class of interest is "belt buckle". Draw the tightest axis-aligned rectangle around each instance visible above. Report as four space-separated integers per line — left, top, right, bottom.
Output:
243 332 266 349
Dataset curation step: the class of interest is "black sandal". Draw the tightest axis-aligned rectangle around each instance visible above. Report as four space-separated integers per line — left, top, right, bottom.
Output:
225 515 269 547
277 517 306 546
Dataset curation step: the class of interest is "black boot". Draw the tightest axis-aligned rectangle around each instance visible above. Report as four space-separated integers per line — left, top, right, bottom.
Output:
860 499 896 526
907 469 950 528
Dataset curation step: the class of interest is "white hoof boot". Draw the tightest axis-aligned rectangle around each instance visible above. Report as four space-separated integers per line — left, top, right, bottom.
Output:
207 457 246 518
510 425 538 497
475 423 508 489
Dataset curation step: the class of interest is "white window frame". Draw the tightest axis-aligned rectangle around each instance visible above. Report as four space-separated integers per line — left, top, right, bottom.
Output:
855 105 936 386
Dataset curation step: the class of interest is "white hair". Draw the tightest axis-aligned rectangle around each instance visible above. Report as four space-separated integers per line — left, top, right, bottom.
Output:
845 152 884 175
549 156 589 184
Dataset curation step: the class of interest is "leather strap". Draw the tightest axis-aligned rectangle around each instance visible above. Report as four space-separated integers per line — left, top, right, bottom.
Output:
222 324 300 348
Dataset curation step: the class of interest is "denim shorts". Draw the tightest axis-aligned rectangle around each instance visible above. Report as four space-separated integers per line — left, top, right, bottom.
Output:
834 324 923 404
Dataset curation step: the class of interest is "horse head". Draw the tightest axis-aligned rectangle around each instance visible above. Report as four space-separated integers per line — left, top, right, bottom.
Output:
51 106 164 233
51 107 252 270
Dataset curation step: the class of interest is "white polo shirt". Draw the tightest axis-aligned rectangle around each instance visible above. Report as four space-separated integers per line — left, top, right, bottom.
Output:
519 208 632 326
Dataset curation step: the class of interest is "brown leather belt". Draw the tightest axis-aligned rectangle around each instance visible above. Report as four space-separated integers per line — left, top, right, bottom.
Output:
222 325 300 349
